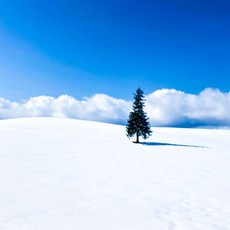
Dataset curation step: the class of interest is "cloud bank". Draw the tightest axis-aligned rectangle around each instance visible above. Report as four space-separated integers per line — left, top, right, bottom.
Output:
1 88 230 127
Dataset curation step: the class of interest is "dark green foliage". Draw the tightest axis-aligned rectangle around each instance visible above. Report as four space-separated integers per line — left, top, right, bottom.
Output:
126 88 152 143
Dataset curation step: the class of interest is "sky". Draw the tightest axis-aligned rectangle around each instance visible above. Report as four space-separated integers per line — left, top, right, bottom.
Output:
0 0 230 126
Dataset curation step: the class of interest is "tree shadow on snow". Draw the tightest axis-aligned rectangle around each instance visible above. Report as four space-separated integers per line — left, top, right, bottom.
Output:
141 142 207 148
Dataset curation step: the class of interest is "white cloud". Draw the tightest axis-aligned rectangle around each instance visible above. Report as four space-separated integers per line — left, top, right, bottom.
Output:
0 94 131 124
146 88 230 127
1 88 230 127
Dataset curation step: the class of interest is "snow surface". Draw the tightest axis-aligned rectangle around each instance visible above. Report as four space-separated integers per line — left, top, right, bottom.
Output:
0 117 230 230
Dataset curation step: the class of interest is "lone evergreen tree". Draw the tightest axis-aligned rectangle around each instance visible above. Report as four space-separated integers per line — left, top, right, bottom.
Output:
126 88 152 143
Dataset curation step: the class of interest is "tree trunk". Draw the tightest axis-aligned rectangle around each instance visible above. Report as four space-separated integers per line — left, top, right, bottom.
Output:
136 132 140 143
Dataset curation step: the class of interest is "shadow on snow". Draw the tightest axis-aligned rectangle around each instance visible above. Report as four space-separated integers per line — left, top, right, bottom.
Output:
141 142 207 148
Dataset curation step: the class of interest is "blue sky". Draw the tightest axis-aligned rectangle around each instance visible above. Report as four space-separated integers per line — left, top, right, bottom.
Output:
0 0 230 101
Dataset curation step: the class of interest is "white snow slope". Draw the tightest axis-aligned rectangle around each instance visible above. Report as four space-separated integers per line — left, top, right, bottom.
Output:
0 117 230 230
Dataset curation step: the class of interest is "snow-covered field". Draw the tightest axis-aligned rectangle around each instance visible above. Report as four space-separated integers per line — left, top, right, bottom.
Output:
0 117 230 230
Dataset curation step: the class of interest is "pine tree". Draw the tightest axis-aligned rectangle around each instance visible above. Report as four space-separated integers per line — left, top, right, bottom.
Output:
126 88 152 143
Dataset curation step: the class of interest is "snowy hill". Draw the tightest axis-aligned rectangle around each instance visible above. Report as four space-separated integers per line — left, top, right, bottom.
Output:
0 117 230 230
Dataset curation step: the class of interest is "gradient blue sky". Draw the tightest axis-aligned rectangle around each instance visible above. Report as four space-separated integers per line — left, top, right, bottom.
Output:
0 0 230 101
